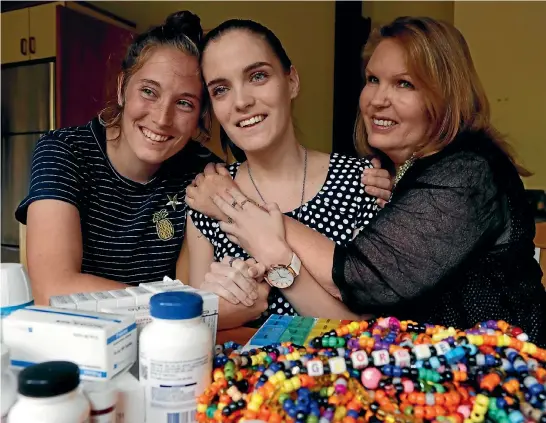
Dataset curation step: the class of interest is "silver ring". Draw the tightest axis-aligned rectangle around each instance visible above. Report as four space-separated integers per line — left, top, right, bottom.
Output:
240 199 250 209
227 217 233 224
231 200 237 208
229 257 237 267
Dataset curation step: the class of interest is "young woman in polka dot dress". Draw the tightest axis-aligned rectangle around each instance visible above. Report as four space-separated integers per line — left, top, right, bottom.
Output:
185 19 379 329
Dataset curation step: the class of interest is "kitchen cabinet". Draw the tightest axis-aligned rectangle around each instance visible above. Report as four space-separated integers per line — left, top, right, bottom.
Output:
1 2 60 64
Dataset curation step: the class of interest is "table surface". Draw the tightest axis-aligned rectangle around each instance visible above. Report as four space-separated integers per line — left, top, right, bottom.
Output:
216 327 257 346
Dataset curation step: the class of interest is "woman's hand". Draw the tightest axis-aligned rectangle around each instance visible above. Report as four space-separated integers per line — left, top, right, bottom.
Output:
362 158 394 208
212 188 293 269
201 256 267 306
186 163 236 221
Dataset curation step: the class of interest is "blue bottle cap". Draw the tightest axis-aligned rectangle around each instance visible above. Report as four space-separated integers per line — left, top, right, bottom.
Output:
150 291 203 320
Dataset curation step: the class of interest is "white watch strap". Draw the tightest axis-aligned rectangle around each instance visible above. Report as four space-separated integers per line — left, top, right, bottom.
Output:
289 252 301 276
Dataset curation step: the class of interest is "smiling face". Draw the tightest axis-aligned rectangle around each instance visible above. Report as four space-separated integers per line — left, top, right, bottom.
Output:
118 46 202 168
360 39 429 164
201 30 299 154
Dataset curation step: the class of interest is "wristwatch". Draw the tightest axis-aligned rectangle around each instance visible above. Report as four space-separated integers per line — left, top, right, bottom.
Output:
264 252 301 289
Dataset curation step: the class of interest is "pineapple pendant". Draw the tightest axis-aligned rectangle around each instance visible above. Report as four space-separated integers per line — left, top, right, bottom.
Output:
153 209 174 240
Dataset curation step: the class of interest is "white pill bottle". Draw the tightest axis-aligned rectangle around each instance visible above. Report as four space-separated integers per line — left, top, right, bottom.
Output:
140 291 212 423
8 361 90 423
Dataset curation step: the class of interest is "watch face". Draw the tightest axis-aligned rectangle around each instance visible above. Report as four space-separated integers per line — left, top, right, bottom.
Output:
266 267 295 289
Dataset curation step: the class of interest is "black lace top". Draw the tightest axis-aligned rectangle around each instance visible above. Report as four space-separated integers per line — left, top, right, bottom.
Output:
333 130 546 346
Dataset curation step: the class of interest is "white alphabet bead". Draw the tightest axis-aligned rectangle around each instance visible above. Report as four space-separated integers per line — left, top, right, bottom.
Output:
393 350 411 367
371 350 390 366
413 344 431 360
434 341 451 356
350 350 369 369
307 360 324 376
329 356 347 375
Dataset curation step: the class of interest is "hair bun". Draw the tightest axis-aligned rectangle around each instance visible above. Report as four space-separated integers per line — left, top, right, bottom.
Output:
164 10 203 45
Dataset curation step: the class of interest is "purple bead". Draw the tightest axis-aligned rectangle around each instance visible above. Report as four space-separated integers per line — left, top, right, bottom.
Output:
323 409 334 419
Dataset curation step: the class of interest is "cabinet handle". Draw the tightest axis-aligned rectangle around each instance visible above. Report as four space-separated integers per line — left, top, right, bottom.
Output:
20 38 28 55
29 37 36 55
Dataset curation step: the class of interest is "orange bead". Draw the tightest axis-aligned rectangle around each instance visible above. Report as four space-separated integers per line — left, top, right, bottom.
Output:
414 406 425 419
268 413 282 423
343 417 357 423
244 410 258 420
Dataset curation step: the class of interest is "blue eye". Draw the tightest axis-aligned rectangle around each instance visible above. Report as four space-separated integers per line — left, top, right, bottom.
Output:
211 86 228 97
250 71 267 83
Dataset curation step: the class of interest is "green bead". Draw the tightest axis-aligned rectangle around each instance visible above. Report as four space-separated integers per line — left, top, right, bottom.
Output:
263 355 273 365
404 406 413 416
224 361 235 372
306 416 319 423
336 337 346 347
322 337 329 347
328 337 337 347
320 387 329 397
278 393 290 404
434 383 446 393
206 406 217 418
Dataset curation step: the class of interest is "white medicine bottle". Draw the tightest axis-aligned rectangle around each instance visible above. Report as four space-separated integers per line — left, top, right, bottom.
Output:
140 291 212 423
8 361 90 423
1 344 17 422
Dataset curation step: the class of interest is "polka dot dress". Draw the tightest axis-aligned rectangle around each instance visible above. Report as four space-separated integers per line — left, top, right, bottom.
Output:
189 153 378 323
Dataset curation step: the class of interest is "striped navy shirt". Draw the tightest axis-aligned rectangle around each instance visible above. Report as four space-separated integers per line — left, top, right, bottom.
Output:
16 118 221 284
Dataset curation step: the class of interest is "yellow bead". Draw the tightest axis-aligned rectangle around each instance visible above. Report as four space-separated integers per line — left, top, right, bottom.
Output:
251 393 264 406
474 404 487 415
291 376 301 390
350 322 360 331
276 371 286 381
522 342 536 354
236 371 243 381
248 402 260 412
292 351 301 360
327 387 335 396
473 336 484 346
464 419 473 423
334 406 347 420
475 394 489 407
385 415 396 423
197 404 207 413
251 356 257 366
218 403 226 411
470 414 485 423
282 380 293 393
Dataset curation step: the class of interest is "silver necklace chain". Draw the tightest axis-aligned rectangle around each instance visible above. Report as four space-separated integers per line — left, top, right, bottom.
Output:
247 147 308 222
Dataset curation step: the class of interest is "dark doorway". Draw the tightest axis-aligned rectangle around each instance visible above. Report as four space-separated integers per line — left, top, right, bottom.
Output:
332 1 371 157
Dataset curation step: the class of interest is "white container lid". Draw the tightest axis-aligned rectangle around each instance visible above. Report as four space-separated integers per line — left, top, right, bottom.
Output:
82 380 117 411
0 263 33 308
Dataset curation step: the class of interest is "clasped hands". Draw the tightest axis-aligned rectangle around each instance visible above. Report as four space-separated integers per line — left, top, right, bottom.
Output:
201 256 270 309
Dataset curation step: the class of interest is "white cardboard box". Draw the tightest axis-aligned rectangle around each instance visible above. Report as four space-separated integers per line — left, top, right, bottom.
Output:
2 306 137 381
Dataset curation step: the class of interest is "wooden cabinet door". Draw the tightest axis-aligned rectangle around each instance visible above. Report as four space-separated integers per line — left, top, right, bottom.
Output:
29 3 59 60
57 6 134 127
1 9 30 64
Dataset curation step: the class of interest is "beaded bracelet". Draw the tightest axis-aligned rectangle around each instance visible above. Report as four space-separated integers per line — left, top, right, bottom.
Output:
197 317 546 423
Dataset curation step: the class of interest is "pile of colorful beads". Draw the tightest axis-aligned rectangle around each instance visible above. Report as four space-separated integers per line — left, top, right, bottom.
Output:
196 317 546 423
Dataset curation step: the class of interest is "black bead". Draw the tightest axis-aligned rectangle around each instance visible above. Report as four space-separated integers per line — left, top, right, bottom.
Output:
222 406 231 416
259 375 268 383
410 368 419 378
443 371 453 381
284 370 293 379
395 384 404 394
276 362 285 370
236 380 249 393
370 402 380 412
236 399 246 409
539 413 546 423
323 364 331 374
438 356 447 365
227 379 236 387
296 412 306 420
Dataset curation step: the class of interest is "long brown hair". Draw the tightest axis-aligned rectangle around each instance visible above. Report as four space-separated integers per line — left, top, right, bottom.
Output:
99 11 211 143
354 16 530 176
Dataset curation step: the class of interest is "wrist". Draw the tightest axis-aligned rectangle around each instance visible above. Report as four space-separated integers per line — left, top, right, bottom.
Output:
260 239 293 269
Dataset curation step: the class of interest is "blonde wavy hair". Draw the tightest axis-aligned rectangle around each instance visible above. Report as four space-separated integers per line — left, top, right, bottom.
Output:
354 16 530 176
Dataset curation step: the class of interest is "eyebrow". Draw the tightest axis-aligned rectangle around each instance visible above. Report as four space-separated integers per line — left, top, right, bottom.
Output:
206 61 272 88
365 68 411 78
138 78 200 100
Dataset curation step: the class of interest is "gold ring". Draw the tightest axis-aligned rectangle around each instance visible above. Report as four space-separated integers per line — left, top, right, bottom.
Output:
240 199 250 208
